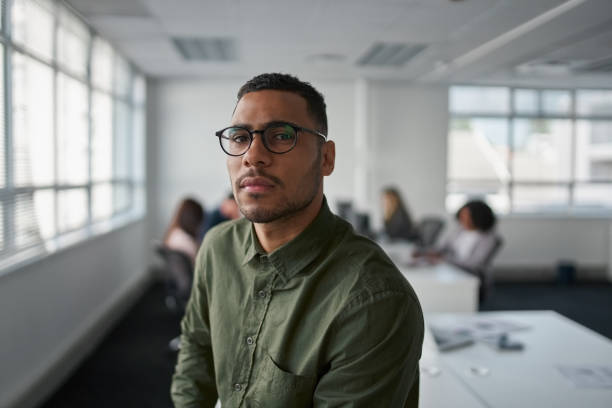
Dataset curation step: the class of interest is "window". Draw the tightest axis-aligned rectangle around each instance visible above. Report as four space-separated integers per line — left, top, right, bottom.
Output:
12 0 54 62
12 52 54 187
0 0 147 273
448 86 612 214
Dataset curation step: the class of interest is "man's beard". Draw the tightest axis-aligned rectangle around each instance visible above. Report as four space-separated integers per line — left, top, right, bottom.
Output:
235 153 322 224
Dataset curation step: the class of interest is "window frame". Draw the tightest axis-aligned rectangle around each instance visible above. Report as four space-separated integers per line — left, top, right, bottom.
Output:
0 0 147 276
448 85 612 216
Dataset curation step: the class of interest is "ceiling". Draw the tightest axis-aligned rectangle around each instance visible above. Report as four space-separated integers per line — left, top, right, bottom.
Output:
65 0 612 86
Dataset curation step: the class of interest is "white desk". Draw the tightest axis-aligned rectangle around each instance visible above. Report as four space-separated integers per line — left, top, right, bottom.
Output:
419 325 488 408
378 241 480 313
421 311 612 408
400 263 479 314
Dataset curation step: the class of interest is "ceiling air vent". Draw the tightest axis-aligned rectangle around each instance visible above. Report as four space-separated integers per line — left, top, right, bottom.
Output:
356 42 426 67
172 37 237 61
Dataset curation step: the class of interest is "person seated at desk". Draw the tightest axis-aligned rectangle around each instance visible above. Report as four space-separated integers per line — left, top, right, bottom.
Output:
381 186 419 242
414 200 500 299
163 197 205 263
200 192 241 239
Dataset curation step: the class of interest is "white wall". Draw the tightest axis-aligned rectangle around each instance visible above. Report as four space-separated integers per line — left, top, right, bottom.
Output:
495 217 610 271
368 82 449 227
150 78 241 240
149 77 611 277
0 221 149 408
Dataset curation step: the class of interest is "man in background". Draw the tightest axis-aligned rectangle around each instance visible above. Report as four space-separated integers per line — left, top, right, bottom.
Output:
200 192 240 238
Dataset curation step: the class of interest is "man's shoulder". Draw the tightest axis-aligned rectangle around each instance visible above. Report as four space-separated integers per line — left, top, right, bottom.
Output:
330 215 397 275
328 217 420 310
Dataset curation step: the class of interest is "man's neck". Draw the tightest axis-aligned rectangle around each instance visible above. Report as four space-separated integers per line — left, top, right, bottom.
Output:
253 195 324 253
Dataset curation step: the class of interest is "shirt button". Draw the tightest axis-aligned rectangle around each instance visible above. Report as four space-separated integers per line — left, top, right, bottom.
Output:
258 290 267 298
246 336 255 345
234 383 242 392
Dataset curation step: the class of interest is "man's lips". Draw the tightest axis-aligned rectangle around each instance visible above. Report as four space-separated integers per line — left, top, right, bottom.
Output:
239 176 276 192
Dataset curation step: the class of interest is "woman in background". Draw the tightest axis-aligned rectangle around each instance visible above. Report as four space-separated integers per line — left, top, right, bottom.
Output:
381 187 418 242
163 197 205 263
162 197 205 351
416 199 501 301
434 200 498 272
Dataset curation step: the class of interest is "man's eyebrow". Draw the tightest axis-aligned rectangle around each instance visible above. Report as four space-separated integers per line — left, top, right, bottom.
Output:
230 120 298 130
230 122 253 129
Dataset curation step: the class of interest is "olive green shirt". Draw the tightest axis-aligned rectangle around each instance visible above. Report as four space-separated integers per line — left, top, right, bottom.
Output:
171 199 424 407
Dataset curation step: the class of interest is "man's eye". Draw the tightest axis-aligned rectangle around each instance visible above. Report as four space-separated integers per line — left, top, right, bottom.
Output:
273 133 294 141
231 134 249 143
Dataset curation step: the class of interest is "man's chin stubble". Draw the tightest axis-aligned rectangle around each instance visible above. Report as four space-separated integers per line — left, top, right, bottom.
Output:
239 199 313 224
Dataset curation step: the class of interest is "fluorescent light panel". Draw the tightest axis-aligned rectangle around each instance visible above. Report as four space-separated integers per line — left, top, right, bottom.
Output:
172 37 237 61
357 42 426 67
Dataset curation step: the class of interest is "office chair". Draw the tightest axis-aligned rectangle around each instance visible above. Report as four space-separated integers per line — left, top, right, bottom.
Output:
336 200 354 223
354 212 376 239
416 217 445 249
477 235 504 303
154 243 194 351
154 244 193 312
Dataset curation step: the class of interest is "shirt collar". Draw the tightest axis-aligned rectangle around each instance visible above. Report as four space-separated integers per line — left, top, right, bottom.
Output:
242 197 337 283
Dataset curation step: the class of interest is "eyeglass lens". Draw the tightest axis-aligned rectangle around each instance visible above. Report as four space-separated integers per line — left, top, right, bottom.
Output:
220 124 297 155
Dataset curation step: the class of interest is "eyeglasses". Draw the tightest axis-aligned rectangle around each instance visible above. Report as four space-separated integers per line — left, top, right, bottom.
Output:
215 121 327 156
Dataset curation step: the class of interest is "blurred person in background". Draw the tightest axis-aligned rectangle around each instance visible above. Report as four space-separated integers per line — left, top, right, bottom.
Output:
163 197 205 263
419 200 497 271
200 192 241 238
381 187 419 242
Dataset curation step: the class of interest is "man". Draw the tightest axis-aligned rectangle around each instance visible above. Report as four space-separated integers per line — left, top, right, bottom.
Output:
171 73 424 407
199 192 241 239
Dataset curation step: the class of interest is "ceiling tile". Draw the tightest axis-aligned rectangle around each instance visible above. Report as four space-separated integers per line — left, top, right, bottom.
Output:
66 0 152 17
65 0 612 86
88 16 163 39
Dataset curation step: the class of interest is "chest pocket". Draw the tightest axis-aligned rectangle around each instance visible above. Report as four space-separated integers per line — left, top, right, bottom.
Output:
244 353 317 408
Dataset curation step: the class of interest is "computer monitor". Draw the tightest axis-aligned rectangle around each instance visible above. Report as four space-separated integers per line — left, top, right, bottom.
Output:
336 200 353 222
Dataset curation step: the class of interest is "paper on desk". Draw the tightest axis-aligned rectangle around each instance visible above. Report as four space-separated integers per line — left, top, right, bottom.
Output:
557 365 612 388
429 316 530 340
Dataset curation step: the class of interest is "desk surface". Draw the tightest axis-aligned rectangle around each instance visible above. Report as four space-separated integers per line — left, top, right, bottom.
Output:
400 262 479 284
398 262 479 313
423 311 612 408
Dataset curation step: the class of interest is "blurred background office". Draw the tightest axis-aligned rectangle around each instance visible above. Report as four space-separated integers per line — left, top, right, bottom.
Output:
0 0 611 407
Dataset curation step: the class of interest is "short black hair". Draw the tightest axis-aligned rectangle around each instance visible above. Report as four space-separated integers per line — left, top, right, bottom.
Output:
237 73 328 135
456 200 497 232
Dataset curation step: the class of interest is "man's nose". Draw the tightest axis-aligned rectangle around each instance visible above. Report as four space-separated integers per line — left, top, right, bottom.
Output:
243 134 271 167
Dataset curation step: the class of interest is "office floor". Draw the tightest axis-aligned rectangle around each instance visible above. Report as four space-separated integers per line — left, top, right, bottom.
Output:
480 281 612 339
40 280 612 408
41 281 182 408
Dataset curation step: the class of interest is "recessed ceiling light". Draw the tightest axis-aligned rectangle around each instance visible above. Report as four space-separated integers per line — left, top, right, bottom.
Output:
356 42 426 67
172 37 237 62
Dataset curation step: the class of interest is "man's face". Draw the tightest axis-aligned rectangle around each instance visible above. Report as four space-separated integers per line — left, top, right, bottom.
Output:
227 90 333 223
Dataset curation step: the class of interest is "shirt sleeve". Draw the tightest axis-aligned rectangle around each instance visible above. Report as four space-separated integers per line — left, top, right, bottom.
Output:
170 255 218 408
313 291 424 407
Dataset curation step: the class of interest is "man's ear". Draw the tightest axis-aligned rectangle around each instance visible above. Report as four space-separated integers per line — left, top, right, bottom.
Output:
321 140 335 176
